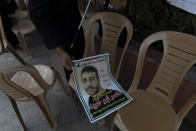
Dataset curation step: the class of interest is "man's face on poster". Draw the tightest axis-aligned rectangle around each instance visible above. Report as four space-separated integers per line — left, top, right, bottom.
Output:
81 71 100 96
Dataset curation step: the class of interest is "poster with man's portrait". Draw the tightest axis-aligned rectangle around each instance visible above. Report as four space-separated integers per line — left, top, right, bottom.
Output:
72 53 132 123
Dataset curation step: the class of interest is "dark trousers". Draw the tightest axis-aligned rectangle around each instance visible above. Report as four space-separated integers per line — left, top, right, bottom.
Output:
1 14 19 48
63 29 85 80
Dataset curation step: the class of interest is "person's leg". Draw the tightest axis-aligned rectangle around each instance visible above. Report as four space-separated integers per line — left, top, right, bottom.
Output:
1 15 19 49
71 29 85 60
64 29 85 80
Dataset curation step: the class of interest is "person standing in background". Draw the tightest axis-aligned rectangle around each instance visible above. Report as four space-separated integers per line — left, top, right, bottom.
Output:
28 0 85 80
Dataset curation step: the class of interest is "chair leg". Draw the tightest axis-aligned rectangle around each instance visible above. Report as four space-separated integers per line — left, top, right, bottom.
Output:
70 87 80 105
110 111 118 131
16 31 32 58
34 94 57 130
51 68 79 105
54 69 68 96
113 113 129 131
7 95 26 131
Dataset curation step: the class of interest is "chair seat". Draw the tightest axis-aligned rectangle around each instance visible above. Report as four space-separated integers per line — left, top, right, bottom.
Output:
117 90 180 131
11 65 56 96
12 19 35 34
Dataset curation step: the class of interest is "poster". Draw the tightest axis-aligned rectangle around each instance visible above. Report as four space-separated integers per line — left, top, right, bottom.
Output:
167 0 196 14
72 53 132 123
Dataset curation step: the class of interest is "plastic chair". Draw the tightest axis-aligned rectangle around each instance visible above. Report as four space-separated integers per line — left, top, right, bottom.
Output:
0 64 68 130
11 19 35 58
69 12 133 103
0 15 26 65
9 0 35 58
112 31 196 131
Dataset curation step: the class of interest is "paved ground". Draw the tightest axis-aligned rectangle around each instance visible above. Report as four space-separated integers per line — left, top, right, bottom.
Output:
0 31 196 131
0 32 111 131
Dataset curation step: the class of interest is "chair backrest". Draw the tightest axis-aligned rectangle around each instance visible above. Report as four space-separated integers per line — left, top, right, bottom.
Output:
85 12 133 78
128 31 196 104
0 65 49 101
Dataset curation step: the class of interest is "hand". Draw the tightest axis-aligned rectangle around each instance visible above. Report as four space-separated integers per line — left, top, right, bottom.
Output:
56 47 74 70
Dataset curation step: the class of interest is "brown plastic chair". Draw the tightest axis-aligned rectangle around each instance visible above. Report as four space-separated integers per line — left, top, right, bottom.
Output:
0 15 26 65
112 31 196 131
69 12 133 103
8 0 35 58
11 19 35 58
0 64 67 130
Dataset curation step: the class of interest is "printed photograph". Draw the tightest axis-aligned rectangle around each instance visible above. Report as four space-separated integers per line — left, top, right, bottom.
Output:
73 54 132 123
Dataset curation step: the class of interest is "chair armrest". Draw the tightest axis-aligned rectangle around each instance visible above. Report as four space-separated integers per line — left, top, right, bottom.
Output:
0 65 50 91
178 93 196 122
